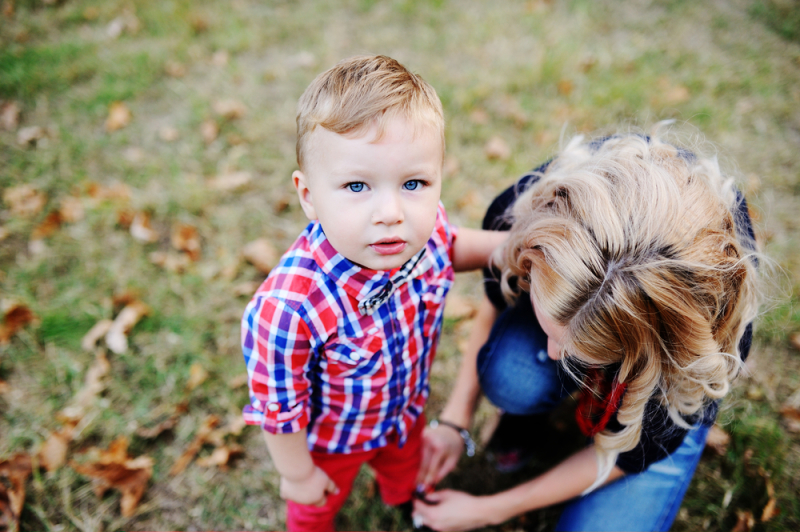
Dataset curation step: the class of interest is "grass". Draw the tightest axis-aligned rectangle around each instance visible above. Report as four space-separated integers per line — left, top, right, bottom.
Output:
1 0 800 531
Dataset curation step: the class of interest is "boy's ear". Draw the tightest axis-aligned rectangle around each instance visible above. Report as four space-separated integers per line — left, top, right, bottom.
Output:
292 170 317 220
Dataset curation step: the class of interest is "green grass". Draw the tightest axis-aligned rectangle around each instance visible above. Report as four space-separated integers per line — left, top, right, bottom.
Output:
1 0 800 531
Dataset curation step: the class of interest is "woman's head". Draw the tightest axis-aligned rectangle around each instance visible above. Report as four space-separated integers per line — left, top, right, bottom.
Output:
501 128 759 452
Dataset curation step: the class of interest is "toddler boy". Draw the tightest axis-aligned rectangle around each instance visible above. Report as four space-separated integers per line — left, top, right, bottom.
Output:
241 55 504 531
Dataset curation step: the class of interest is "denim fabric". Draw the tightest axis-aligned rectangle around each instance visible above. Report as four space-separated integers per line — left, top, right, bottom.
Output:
477 295 710 532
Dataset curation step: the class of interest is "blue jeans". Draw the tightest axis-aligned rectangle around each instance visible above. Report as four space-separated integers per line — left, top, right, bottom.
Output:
477 296 709 532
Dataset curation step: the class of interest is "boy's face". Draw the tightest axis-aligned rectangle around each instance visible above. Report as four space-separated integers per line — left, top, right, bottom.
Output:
293 116 443 271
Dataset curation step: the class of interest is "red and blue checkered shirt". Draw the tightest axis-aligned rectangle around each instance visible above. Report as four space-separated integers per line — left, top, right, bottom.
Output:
241 203 457 453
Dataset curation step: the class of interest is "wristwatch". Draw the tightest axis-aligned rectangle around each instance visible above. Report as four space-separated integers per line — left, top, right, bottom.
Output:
430 419 476 457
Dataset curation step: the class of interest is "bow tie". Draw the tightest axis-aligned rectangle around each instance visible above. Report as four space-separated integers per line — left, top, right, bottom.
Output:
358 247 427 316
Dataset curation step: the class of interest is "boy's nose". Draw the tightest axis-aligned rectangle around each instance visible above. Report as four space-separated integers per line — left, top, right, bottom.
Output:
372 193 404 225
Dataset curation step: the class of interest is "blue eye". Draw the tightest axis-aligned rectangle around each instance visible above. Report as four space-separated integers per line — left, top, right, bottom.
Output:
347 182 365 192
403 180 422 191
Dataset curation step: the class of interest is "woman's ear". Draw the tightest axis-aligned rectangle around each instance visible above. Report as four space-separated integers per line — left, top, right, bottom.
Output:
292 170 317 220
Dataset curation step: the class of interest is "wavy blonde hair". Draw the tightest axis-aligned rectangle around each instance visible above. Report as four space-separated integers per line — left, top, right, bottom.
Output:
296 55 444 171
499 126 760 459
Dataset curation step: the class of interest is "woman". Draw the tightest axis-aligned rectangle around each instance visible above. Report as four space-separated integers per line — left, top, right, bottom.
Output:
413 127 760 531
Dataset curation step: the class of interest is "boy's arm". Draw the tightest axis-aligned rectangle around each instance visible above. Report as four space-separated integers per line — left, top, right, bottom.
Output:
263 429 339 506
450 227 508 272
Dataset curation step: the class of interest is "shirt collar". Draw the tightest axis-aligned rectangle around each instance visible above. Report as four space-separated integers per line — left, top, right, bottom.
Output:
307 221 434 303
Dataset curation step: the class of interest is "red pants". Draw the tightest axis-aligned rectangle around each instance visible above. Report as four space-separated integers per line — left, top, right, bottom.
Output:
286 416 424 532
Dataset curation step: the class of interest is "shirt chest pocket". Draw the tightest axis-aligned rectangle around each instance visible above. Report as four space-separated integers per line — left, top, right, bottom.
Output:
420 283 450 338
323 330 386 379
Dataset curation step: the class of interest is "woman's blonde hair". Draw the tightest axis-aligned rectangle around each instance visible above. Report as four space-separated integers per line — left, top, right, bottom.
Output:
295 55 444 171
500 125 760 458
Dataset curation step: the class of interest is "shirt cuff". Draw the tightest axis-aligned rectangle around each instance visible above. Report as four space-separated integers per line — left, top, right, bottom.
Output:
242 400 309 434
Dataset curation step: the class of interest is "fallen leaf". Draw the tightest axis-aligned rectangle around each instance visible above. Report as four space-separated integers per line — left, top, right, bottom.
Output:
164 60 187 78
186 363 208 391
0 453 33 530
779 388 800 433
704 424 730 455
60 351 111 424
444 293 477 321
731 510 754 532
557 79 574 96
227 373 248 389
211 50 229 67
0 303 36 345
1 101 20 131
242 238 278 274
170 415 220 475
484 136 511 161
83 6 99 20
149 251 191 273
111 290 139 308
106 11 140 39
38 424 76 472
189 13 209 33
30 210 63 240
233 281 259 297
171 223 201 261
70 437 153 517
665 84 690 104
135 403 188 439
158 125 180 142
87 181 131 201
106 102 132 132
59 196 85 223
81 319 114 351
207 171 252 191
212 99 246 120
200 119 219 144
790 332 800 351
273 193 292 214
105 301 150 355
16 125 46 146
761 496 779 522
130 212 159 243
2 1 13 19
196 444 243 469
3 184 47 217
0 227 8 241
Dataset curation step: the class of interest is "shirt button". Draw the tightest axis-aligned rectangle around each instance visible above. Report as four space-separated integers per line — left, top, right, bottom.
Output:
351 352 361 360
267 403 280 412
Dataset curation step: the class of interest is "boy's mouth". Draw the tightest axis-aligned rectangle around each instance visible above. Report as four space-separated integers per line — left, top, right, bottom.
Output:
370 238 407 255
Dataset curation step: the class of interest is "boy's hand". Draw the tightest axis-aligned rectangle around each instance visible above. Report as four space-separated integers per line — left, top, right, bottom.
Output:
280 465 339 507
416 423 464 489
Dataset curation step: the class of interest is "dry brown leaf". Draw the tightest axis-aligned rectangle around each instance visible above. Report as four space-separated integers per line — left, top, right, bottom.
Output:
171 223 201 261
0 226 8 242
130 212 159 243
70 437 153 517
0 452 32 529
87 181 132 201
228 373 248 389
444 293 477 321
2 0 14 18
158 125 179 142
186 363 209 391
0 379 8 394
789 332 800 351
106 102 132 132
242 238 278 274
196 444 243 469
170 415 220 475
105 301 150 355
83 6 99 20
207 171 252 191
212 99 246 120
484 136 511 161
59 351 111 423
164 60 187 78
233 280 260 297
149 251 191 273
189 13 209 33
557 79 574 96
665 84 691 104
30 210 63 240
3 184 47 217
17 125 46 146
704 424 730 455
779 388 800 432
0 303 36 345
81 319 114 351
38 424 76 472
1 101 20 131
761 497 779 522
135 403 188 439
59 196 85 223
732 510 755 532
200 119 219 144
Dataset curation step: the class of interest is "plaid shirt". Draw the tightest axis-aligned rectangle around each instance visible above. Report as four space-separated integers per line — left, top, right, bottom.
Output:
242 203 456 453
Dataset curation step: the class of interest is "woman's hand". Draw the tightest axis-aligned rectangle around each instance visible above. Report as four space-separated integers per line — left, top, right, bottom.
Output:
412 489 494 531
416 423 465 488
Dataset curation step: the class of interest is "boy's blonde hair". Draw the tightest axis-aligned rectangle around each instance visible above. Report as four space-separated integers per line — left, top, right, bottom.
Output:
295 55 444 170
499 126 760 461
